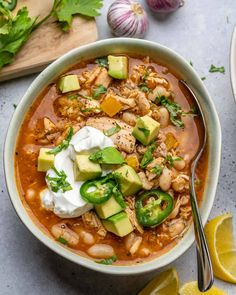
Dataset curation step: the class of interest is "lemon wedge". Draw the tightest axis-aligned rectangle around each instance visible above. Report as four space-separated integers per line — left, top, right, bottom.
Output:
204 213 236 283
179 281 227 295
138 268 179 295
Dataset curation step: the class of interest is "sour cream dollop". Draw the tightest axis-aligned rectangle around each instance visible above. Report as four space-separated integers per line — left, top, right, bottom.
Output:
40 126 114 218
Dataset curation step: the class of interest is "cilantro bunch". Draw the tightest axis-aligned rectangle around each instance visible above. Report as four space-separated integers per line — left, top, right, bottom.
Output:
0 0 103 70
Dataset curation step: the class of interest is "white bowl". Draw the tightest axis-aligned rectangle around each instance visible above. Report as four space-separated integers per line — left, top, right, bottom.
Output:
4 38 221 275
230 26 236 101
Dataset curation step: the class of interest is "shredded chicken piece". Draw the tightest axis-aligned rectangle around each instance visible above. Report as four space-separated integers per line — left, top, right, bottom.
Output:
134 91 150 115
95 68 112 88
125 196 144 234
54 122 85 146
162 218 187 240
82 211 107 238
136 144 148 155
153 142 168 158
57 96 81 119
124 232 143 255
146 73 168 89
138 171 154 190
148 85 170 101
86 117 136 153
168 197 182 220
85 66 102 87
80 98 101 117
44 118 56 134
172 174 189 192
180 206 192 219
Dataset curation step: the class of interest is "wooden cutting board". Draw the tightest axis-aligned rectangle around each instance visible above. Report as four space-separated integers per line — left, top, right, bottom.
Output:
0 0 98 82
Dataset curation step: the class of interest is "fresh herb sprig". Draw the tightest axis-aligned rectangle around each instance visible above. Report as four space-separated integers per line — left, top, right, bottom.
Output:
209 64 225 74
156 95 184 128
0 0 104 69
92 84 107 99
47 127 73 155
140 142 156 169
150 165 163 176
96 255 117 265
95 56 108 68
46 166 72 193
58 236 68 245
51 0 104 32
104 123 121 137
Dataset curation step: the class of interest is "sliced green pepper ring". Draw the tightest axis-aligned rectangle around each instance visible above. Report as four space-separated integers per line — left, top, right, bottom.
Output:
135 189 174 227
80 176 115 205
0 0 17 11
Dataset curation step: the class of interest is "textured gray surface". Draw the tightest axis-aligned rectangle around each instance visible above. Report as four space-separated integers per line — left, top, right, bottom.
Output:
0 1 236 294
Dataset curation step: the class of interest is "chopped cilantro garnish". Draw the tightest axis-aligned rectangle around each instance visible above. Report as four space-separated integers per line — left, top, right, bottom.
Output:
150 165 163 176
96 255 117 265
104 123 121 137
67 93 78 100
166 155 181 168
189 61 193 67
13 103 17 109
209 64 225 74
140 143 156 169
47 127 73 155
95 56 108 68
92 84 107 99
58 236 68 245
201 77 206 81
46 166 72 193
139 85 150 93
156 96 184 128
80 107 101 113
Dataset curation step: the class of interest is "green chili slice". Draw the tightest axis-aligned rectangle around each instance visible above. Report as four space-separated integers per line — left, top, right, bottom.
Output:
0 0 17 11
80 175 115 204
135 189 174 227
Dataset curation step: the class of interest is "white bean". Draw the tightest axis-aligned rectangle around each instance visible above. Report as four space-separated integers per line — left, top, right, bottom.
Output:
80 231 95 245
26 188 35 202
125 232 136 251
173 157 185 170
159 167 172 191
87 244 115 258
158 107 169 128
122 112 137 126
139 247 151 257
51 223 79 246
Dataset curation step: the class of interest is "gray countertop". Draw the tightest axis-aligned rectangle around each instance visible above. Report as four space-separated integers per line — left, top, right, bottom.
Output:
0 0 236 294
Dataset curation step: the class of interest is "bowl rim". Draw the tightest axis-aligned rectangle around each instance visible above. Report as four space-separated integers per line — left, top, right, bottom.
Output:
230 26 236 102
4 37 221 275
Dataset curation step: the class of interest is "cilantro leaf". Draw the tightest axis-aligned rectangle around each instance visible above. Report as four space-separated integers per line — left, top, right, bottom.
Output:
166 155 181 168
0 7 38 69
156 96 184 128
150 165 163 176
47 127 73 155
209 64 225 74
58 236 68 245
104 123 121 137
46 166 72 193
140 143 156 169
95 56 108 68
96 255 117 265
92 84 107 99
52 0 103 31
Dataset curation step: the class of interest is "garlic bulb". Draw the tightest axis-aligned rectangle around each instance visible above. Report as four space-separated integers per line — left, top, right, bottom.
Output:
107 0 149 38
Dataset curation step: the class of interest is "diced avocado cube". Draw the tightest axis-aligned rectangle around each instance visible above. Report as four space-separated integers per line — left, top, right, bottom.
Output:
114 165 142 196
108 55 128 79
102 212 133 237
58 75 80 93
37 148 55 172
95 196 123 219
74 154 102 181
132 115 160 146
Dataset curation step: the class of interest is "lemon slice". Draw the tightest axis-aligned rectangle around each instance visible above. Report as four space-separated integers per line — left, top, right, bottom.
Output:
179 281 227 295
138 268 179 295
204 213 236 283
